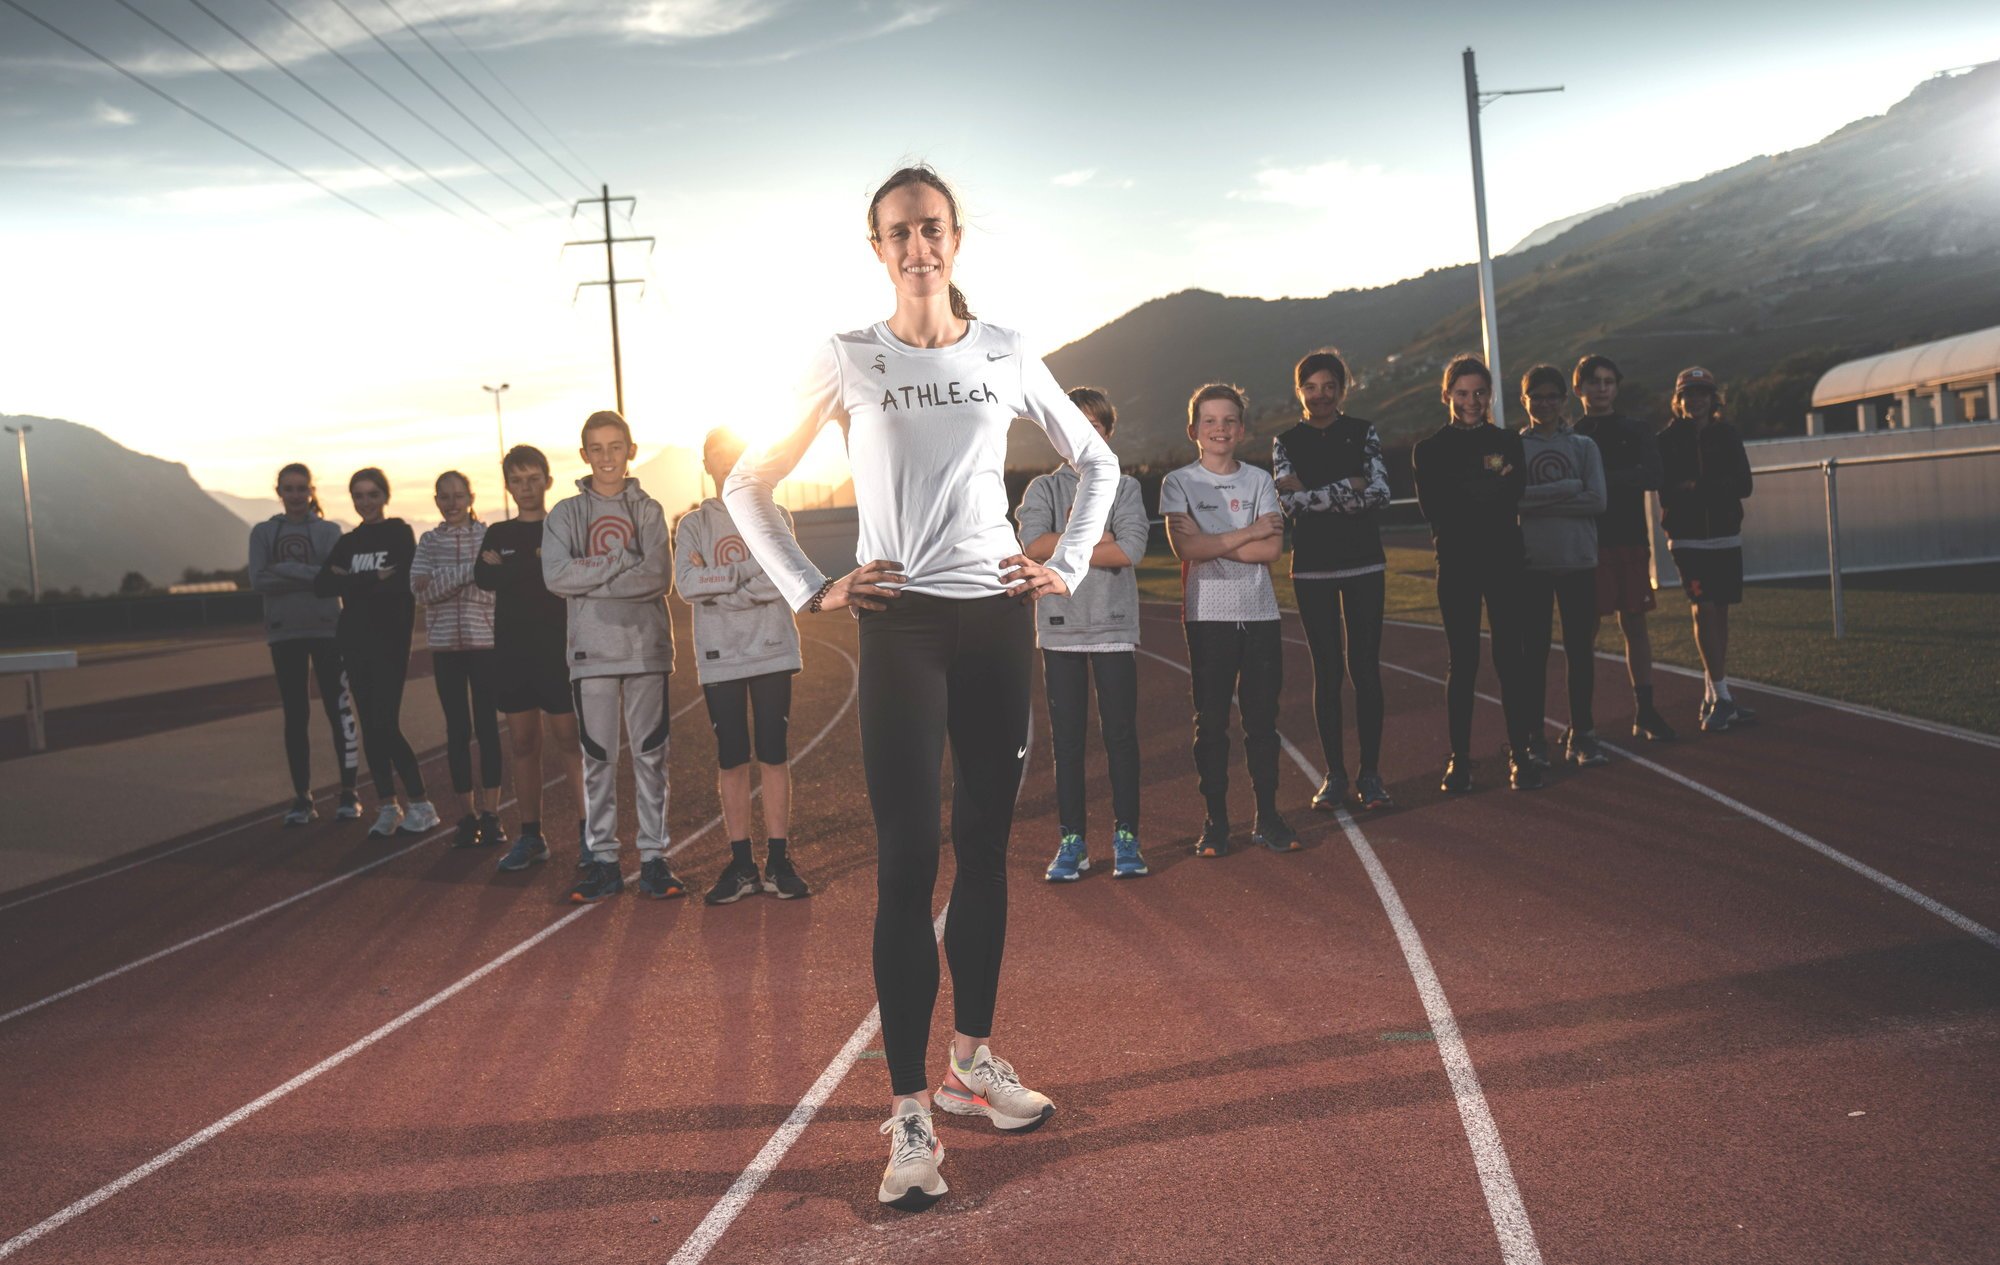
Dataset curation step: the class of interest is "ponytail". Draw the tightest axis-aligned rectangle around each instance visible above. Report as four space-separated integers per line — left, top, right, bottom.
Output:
948 283 974 322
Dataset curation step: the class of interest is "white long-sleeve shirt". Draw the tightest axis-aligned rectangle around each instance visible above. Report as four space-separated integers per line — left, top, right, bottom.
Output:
724 321 1120 609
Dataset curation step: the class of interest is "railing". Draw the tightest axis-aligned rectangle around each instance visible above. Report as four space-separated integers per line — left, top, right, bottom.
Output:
1747 444 2000 637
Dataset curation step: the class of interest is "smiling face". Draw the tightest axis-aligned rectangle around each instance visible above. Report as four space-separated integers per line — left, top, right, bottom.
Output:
1298 369 1346 422
349 477 387 524
1676 386 1718 423
1445 372 1492 427
580 423 635 491
869 182 960 308
1190 398 1245 458
433 474 473 526
277 470 315 517
1523 383 1568 429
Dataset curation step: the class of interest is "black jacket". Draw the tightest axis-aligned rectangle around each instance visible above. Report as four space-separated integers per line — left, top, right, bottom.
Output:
1412 422 1526 566
1658 418 1752 542
1273 415 1389 576
1573 411 1662 549
474 517 566 648
313 518 416 645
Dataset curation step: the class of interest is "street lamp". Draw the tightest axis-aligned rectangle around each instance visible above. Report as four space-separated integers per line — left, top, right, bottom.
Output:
1462 48 1562 430
483 383 510 518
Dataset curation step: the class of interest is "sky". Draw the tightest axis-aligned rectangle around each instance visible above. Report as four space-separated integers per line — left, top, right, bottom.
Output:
3 0 1997 510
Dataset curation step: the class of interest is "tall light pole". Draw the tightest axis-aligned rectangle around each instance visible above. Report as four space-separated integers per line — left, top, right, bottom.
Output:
483 383 511 518
1462 48 1562 430
6 423 46 750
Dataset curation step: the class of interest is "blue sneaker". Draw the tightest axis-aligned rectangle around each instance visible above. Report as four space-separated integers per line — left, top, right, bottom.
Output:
1111 825 1149 878
1044 832 1089 882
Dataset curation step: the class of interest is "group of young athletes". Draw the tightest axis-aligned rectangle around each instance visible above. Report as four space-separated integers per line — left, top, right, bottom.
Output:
246 164 1755 1214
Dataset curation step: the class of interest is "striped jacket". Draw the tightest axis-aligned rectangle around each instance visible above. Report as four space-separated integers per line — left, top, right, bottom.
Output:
411 519 497 650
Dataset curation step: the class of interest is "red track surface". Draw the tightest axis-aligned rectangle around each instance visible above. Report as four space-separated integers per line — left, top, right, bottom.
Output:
2 603 1995 1263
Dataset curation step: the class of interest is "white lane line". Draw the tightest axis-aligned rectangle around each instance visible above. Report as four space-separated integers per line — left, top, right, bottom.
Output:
1366 654 2000 954
1134 645 1544 1265
0 693 707 1026
666 684 1036 1265
1138 601 2000 751
0 645 861 1258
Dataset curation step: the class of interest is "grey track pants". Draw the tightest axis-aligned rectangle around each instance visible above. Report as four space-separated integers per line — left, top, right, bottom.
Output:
572 673 671 862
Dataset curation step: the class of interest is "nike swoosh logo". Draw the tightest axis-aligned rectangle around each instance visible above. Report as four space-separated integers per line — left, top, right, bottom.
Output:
1016 744 1028 759
987 351 1012 361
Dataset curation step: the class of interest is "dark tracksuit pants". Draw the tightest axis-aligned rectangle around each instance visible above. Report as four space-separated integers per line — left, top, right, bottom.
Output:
342 622 426 800
1435 557 1536 758
1184 620 1282 821
1293 572 1386 777
432 648 502 795
1518 568 1597 735
269 638 357 797
1042 648 1140 835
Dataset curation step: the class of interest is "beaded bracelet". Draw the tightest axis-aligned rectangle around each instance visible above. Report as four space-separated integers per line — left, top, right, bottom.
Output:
806 577 837 614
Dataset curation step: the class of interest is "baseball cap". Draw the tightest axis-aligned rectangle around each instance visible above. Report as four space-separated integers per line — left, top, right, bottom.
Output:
1674 366 1719 393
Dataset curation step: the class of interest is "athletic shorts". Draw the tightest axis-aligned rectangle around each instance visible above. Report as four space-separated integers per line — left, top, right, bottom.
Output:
1595 544 1657 617
1670 546 1743 606
702 671 792 769
494 638 573 715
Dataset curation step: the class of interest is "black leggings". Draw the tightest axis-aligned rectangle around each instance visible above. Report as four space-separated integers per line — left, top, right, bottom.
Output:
342 626 426 801
1185 620 1283 820
432 648 502 795
269 638 356 797
1293 572 1386 777
1519 568 1597 734
859 593 1030 1097
1042 649 1139 834
702 671 793 769
1435 558 1534 757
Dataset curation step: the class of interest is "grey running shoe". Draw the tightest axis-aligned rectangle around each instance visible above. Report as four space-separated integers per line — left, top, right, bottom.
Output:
1311 771 1349 811
1522 731 1554 770
935 1045 1054 1132
283 796 316 827
497 829 549 872
400 800 441 833
367 803 402 838
1703 698 1743 733
1563 728 1610 768
877 1100 947 1211
335 790 362 821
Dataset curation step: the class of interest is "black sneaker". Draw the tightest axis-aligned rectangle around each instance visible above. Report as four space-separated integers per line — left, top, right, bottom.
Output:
1193 818 1230 858
1563 728 1610 768
497 829 549 872
1633 706 1678 741
1311 771 1349 812
1522 732 1553 770
1508 748 1545 791
1252 812 1300 853
637 856 688 900
704 858 762 905
335 789 362 821
762 855 812 900
1352 770 1395 810
476 812 508 848
568 859 624 903
1440 756 1473 794
451 814 482 848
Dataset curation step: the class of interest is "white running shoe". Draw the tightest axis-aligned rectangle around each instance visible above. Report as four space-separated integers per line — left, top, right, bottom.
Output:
367 803 402 838
877 1099 947 1211
282 797 316 827
935 1044 1055 1132
400 800 441 833
335 791 362 821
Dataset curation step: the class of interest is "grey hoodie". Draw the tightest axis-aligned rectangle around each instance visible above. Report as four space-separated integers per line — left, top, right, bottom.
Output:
542 476 675 679
673 498 802 686
1014 470 1150 650
1518 425 1607 572
249 515 344 643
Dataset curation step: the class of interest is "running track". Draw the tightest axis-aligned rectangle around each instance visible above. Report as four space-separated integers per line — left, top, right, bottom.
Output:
1 602 1995 1263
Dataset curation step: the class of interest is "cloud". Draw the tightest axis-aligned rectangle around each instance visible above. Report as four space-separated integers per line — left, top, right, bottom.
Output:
1050 168 1134 190
673 1 952 67
619 0 785 39
92 101 136 126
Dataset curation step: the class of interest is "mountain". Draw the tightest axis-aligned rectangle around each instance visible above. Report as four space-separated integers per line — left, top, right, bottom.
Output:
1025 61 2000 467
0 415 255 596
206 487 281 526
1503 185 1680 254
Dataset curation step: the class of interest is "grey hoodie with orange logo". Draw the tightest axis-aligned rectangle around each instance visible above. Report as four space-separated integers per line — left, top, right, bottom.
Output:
542 476 675 680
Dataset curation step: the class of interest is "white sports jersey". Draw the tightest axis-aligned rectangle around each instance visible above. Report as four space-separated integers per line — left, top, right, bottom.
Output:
1160 460 1281 622
725 321 1120 607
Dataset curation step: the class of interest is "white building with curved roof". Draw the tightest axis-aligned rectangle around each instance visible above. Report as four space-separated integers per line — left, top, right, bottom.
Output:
1809 325 2000 433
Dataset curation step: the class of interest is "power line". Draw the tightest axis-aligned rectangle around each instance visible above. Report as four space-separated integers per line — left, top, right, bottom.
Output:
377 0 590 194
416 0 603 189
321 0 566 212
104 0 466 224
181 0 513 231
257 0 553 219
0 0 385 223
